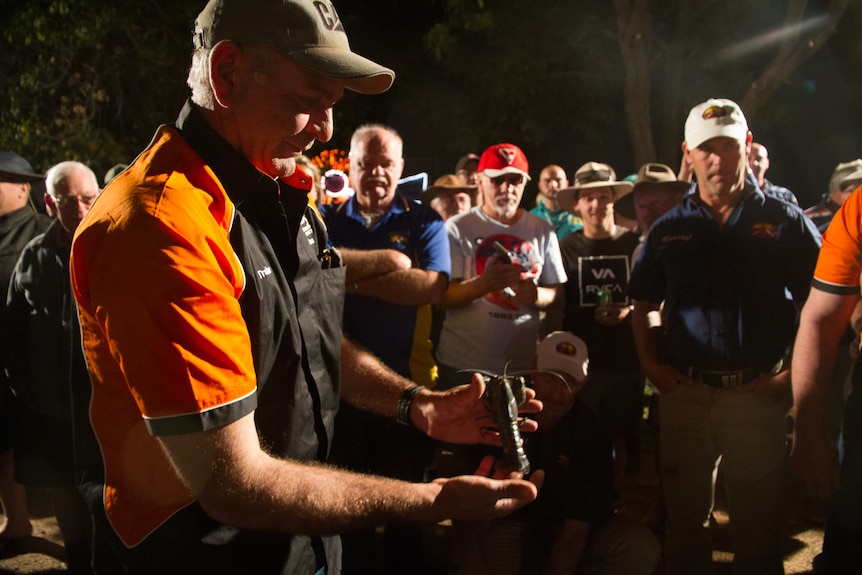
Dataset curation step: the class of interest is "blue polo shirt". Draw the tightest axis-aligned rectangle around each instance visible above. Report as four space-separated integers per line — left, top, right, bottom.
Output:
320 195 450 379
627 184 821 372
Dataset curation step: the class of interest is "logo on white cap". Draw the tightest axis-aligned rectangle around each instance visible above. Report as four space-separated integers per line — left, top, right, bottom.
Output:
536 331 589 383
684 98 748 150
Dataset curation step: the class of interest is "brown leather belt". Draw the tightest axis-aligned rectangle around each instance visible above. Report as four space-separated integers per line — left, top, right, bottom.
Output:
686 367 761 390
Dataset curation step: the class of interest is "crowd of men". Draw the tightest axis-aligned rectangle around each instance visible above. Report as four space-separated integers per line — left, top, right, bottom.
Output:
2 1 862 574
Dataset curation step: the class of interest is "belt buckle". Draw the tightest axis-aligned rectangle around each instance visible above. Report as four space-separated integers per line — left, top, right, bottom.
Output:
688 367 741 390
720 373 739 389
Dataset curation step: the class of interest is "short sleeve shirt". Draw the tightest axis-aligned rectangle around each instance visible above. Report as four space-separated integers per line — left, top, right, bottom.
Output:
559 227 641 371
320 195 449 378
811 188 862 295
71 102 343 572
627 186 821 371
437 207 567 373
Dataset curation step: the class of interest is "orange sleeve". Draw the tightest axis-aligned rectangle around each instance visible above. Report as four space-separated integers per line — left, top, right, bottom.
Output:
813 187 862 293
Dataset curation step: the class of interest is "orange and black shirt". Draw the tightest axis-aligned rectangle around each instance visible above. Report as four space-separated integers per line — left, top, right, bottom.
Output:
71 102 343 572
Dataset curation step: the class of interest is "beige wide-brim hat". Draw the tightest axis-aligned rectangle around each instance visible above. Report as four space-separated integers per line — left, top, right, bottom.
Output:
558 162 633 215
422 174 477 205
614 163 691 219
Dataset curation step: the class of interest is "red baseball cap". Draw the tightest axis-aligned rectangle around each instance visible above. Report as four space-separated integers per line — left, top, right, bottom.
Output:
477 143 530 181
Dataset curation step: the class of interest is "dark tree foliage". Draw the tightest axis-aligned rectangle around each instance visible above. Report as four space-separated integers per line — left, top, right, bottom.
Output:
414 0 860 205
0 0 858 205
1 0 200 177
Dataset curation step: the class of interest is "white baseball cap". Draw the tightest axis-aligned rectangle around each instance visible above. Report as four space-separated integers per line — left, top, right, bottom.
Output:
536 331 589 383
684 98 749 149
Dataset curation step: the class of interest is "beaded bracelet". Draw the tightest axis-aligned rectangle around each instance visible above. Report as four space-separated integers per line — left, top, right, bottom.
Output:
396 384 422 427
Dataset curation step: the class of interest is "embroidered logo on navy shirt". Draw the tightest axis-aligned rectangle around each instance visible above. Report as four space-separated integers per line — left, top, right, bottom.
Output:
660 234 693 243
388 231 408 245
751 222 778 238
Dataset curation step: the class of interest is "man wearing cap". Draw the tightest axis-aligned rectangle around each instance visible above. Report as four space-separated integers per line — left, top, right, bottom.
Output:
791 167 862 574
319 124 450 573
0 152 51 297
805 159 862 233
465 332 660 575
628 98 821 574
529 164 583 240
556 162 643 491
424 174 475 221
435 143 567 384
748 142 800 206
0 150 51 546
455 153 480 187
68 2 541 573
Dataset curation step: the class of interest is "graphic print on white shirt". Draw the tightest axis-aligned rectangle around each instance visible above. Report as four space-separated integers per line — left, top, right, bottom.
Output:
477 232 542 310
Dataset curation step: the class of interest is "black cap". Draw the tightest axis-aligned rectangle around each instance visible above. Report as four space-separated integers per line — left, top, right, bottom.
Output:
0 151 44 183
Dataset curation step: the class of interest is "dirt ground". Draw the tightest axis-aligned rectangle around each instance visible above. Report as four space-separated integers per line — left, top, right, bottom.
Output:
0 422 825 574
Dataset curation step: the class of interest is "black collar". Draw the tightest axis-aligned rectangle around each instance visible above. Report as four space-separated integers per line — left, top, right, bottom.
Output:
175 100 281 208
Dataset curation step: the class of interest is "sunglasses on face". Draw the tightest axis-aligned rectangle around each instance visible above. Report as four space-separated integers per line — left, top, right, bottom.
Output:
574 169 612 185
489 173 525 187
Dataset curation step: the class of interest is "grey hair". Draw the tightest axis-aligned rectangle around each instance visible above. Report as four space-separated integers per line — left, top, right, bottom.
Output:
45 161 98 199
349 124 403 160
187 44 277 111
187 47 215 110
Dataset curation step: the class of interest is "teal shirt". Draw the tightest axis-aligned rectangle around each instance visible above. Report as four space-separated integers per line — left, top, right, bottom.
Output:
530 201 583 240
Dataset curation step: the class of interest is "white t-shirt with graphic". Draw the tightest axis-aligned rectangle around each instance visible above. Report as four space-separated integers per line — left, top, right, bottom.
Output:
437 207 567 374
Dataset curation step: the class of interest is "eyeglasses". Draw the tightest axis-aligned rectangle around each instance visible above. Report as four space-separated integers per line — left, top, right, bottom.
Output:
488 174 525 187
54 194 99 208
574 169 612 185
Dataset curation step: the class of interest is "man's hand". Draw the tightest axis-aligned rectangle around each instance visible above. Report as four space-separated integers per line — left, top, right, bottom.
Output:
429 456 544 521
479 257 522 297
510 278 538 307
791 433 841 502
412 373 542 445
594 304 631 327
640 360 690 394
734 369 792 407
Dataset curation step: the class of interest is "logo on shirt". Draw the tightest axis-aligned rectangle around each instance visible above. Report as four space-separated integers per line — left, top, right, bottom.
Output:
257 265 273 279
388 231 409 246
660 234 692 243
577 255 631 306
300 216 316 247
751 222 778 238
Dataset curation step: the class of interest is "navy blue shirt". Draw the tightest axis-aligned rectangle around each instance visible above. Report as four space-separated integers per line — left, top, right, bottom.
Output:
320 195 450 378
627 184 821 372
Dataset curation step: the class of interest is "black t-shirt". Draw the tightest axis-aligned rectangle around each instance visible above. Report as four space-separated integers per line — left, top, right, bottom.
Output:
559 227 640 371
